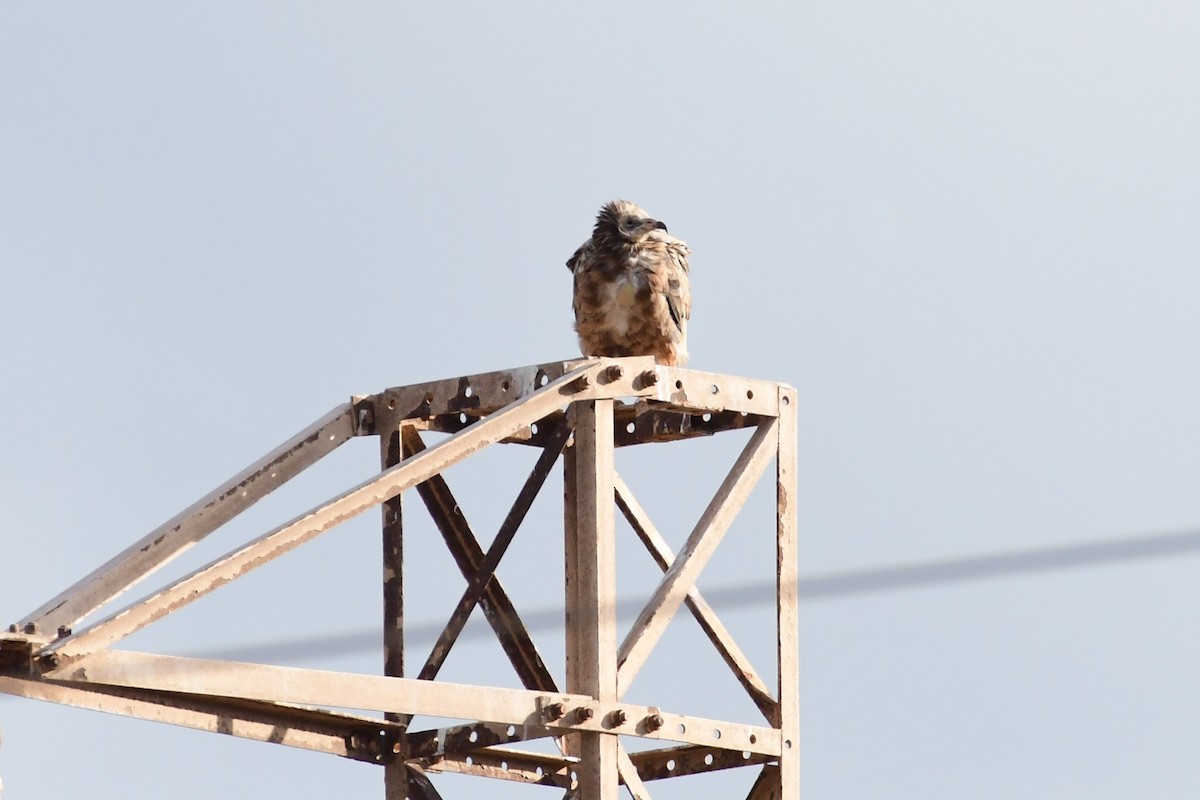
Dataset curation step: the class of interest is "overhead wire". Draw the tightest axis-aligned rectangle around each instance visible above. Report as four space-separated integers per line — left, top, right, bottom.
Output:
190 525 1200 663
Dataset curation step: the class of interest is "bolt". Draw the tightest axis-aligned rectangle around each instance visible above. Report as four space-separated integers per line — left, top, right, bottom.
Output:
606 709 627 728
603 365 624 382
542 702 565 722
571 375 591 392
56 626 71 639
573 707 594 724
644 713 664 732
23 622 37 635
639 369 658 387
7 624 16 634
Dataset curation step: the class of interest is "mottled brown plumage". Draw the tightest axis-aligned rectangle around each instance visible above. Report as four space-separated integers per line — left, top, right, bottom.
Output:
566 200 692 366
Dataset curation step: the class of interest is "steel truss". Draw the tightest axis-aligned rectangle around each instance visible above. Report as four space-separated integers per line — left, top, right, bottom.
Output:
0 356 798 799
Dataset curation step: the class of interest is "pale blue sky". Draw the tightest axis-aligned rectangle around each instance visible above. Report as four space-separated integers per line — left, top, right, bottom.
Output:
2 3 1199 798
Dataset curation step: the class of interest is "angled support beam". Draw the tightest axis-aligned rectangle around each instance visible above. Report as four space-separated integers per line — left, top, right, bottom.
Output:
19 404 356 634
405 765 446 800
401 426 558 693
616 421 778 697
414 423 571 687
42 363 601 667
747 764 783 800
614 471 778 722
617 742 654 800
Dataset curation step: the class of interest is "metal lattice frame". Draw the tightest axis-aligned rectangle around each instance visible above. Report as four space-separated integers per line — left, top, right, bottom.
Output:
0 356 798 799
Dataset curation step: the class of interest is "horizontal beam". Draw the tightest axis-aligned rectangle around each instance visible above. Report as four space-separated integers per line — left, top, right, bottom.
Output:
405 720 552 759
629 744 773 781
18 404 357 634
0 675 389 763
43 363 607 666
419 407 767 448
47 650 573 723
365 356 657 429
372 359 785 432
419 746 572 788
417 743 773 788
650 367 786 416
45 651 781 755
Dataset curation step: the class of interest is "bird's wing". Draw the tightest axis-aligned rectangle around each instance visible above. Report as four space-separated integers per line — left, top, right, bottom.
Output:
566 239 593 273
651 234 691 334
568 238 597 321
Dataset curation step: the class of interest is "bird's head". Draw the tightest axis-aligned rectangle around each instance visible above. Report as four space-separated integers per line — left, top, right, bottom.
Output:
595 199 668 246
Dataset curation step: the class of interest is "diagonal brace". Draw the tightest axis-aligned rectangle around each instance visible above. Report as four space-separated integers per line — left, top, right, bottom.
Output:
402 426 559 693
413 422 571 687
42 363 600 666
614 471 778 722
20 404 356 634
616 420 778 698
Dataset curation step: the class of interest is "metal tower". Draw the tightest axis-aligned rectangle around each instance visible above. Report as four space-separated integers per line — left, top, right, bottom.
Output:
0 356 797 799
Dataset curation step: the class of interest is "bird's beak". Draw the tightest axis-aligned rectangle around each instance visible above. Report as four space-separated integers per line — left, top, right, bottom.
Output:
647 219 668 234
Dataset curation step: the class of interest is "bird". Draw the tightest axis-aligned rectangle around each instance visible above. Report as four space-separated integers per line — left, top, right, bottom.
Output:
566 200 692 366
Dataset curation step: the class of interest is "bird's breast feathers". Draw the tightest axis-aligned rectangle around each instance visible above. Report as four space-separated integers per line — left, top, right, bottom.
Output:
600 274 643 336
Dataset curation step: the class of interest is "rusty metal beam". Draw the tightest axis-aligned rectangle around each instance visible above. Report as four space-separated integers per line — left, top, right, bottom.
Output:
405 720 552 759
628 743 772 781
43 651 782 755
368 356 657 428
43 362 605 667
746 764 783 800
616 421 778 698
650 367 782 417
18 404 357 635
418 746 574 788
617 742 653 800
0 675 391 763
413 422 571 688
401 426 558 694
420 406 766 448
568 398 619 800
614 472 778 722
381 424 408 798
774 384 800 797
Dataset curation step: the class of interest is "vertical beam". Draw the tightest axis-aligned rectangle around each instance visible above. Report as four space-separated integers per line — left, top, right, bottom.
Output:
381 425 408 799
567 398 619 800
561 428 582 761
775 385 800 797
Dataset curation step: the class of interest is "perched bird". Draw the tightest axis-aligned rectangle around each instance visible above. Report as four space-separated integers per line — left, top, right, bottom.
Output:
566 200 692 366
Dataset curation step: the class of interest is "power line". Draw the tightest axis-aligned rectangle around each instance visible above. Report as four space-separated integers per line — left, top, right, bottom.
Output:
191 526 1200 663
